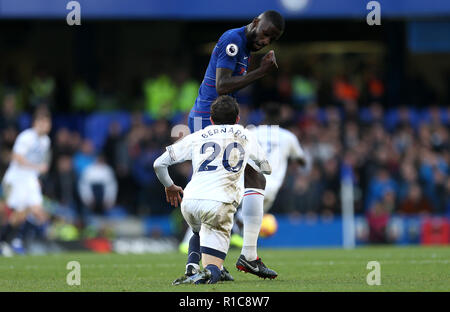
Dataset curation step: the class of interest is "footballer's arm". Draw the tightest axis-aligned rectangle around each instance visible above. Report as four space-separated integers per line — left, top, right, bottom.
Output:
216 50 278 95
153 151 184 207
12 153 48 174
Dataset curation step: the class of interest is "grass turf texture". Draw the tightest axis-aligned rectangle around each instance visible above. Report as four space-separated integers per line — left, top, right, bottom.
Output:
0 246 449 291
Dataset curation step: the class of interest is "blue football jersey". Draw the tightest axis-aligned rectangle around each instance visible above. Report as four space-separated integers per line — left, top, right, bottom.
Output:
190 26 250 120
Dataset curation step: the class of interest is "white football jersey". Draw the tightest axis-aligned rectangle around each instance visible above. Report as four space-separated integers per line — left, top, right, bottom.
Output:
2 128 51 182
166 124 269 205
251 125 305 195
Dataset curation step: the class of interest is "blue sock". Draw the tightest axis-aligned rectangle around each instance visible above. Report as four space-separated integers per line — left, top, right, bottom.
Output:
205 264 221 284
187 231 201 265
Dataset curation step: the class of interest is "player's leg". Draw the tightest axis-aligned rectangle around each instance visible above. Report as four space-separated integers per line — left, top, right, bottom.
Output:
0 181 28 254
21 178 48 243
201 253 224 284
174 200 235 285
198 201 235 284
240 165 265 260
0 209 27 243
179 200 202 276
29 205 48 224
236 164 278 279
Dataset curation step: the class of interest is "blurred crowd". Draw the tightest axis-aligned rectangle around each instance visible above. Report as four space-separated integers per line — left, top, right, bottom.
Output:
0 64 449 238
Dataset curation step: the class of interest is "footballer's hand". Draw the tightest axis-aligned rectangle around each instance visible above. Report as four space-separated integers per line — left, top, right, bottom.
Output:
259 50 278 74
165 184 184 207
37 163 49 174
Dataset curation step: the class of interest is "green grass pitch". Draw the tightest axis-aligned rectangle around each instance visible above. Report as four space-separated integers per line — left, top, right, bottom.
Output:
0 246 449 291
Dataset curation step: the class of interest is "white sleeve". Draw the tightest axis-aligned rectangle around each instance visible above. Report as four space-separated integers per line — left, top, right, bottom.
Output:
12 132 32 156
154 134 194 187
78 169 94 205
247 132 271 175
153 151 176 187
289 132 305 161
166 134 194 163
103 167 118 205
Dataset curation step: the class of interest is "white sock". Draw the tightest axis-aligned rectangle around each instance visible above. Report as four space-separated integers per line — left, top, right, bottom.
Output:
240 188 264 261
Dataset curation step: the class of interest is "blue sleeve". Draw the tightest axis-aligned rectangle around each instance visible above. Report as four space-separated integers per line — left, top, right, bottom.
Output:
216 32 241 71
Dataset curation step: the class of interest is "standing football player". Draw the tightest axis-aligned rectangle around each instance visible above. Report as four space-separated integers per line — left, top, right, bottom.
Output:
180 10 285 280
249 102 308 213
154 96 271 284
0 108 51 255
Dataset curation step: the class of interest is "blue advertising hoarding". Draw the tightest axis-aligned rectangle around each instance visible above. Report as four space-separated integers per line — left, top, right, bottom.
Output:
1 0 450 19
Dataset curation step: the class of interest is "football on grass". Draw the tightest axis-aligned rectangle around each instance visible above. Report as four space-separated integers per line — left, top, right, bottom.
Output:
260 213 278 238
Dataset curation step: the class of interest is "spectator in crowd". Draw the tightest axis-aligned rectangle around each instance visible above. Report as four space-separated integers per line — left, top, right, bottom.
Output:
29 67 55 109
0 93 19 131
46 155 79 209
399 183 433 215
78 155 118 215
103 121 135 211
71 80 96 113
143 74 177 119
53 128 79 159
0 62 448 224
367 201 390 244
73 139 96 176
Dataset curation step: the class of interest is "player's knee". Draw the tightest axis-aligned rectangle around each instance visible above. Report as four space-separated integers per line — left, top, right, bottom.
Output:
244 166 266 189
30 206 47 223
12 210 27 224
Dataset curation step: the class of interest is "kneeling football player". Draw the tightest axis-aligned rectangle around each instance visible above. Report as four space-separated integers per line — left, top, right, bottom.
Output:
153 96 271 284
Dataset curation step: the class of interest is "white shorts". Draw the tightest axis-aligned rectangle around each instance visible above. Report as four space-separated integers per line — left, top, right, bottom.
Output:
263 181 282 212
2 177 43 211
181 199 237 257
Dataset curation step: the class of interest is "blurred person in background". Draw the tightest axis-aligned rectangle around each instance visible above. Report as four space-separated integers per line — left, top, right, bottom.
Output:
52 128 79 160
397 162 418 201
0 93 20 131
0 93 20 178
73 139 96 177
71 80 96 113
289 174 320 220
78 155 118 215
249 102 307 212
173 68 200 114
366 201 390 244
143 74 177 119
29 67 55 109
231 102 307 249
0 108 52 254
366 167 398 210
103 121 134 212
45 155 80 221
399 183 433 215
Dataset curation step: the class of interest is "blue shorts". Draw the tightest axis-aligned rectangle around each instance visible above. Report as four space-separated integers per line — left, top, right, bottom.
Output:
188 114 212 133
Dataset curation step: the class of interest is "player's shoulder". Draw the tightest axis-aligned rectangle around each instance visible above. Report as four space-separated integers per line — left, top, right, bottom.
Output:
16 128 35 140
279 127 300 142
218 27 245 48
173 131 197 145
254 124 298 140
241 125 258 139
279 126 295 137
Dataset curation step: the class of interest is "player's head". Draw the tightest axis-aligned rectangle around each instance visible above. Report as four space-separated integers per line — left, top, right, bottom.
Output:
32 109 52 136
262 102 281 125
247 10 285 52
210 95 240 125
